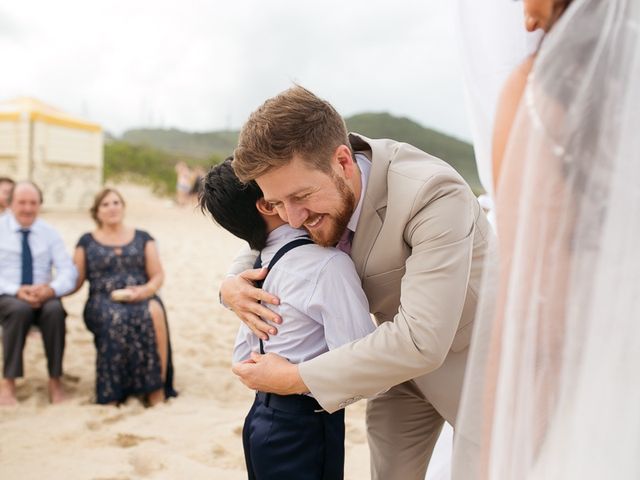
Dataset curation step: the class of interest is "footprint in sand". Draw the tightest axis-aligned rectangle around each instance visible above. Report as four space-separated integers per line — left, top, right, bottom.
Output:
62 373 81 383
115 433 155 448
92 476 131 480
210 442 245 469
86 420 101 431
97 402 145 426
186 426 246 468
128 451 166 476
86 412 125 431
103 413 126 425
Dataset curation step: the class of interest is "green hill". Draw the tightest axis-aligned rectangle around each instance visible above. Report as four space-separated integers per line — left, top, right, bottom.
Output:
113 113 482 195
345 113 481 193
122 128 238 160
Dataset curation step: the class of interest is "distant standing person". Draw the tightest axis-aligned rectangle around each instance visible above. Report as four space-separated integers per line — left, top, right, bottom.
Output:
175 161 192 207
189 166 205 202
0 181 77 405
0 177 15 215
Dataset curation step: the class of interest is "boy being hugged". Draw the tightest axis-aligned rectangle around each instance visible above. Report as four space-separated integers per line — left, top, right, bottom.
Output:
200 158 375 480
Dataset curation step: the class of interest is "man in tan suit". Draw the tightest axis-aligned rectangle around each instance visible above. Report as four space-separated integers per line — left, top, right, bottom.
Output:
224 86 492 479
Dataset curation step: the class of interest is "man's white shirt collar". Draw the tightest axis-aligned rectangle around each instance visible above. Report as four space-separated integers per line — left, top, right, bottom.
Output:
347 153 372 233
6 211 39 233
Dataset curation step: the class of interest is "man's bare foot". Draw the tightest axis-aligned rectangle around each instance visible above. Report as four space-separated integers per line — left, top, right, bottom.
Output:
0 379 18 406
48 378 67 404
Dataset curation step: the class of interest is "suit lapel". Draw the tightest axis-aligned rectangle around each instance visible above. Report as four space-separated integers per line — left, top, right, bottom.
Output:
349 133 390 278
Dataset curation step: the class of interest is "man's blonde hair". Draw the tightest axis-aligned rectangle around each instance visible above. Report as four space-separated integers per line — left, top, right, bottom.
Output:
233 85 350 182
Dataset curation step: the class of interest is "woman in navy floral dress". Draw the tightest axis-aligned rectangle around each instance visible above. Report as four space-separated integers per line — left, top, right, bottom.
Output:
73 188 176 405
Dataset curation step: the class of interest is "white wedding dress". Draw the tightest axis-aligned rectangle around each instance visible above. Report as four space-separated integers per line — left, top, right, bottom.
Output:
452 1 640 478
422 3 536 479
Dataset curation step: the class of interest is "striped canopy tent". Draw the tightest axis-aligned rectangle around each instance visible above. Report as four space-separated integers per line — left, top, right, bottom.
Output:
0 97 103 210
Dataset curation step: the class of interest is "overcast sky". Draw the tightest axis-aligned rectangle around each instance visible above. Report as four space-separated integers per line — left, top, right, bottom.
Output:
1 0 472 140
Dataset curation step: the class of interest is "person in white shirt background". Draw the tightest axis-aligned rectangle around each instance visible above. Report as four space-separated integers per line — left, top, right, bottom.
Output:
0 181 77 405
0 177 15 216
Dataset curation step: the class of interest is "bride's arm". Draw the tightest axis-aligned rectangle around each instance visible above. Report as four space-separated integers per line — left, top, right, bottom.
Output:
492 55 536 192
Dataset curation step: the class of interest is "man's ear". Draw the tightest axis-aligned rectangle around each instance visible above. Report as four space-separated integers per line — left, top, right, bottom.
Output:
256 198 278 216
333 144 357 179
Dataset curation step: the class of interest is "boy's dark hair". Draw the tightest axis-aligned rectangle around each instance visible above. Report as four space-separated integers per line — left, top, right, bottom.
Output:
199 157 268 251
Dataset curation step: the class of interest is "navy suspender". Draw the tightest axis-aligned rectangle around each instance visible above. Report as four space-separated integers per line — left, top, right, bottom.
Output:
252 237 314 354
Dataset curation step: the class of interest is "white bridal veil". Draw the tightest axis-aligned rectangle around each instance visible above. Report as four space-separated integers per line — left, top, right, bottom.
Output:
454 0 540 196
452 0 640 478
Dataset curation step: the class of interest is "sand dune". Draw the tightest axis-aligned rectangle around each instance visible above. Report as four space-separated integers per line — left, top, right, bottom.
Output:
0 184 370 479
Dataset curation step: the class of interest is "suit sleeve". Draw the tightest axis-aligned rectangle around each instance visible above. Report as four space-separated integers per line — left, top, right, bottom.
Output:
298 176 476 412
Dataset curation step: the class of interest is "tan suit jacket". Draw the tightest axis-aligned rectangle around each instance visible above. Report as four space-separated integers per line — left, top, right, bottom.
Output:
297 133 492 413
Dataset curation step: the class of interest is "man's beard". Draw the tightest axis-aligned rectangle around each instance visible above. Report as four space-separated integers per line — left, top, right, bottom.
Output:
306 173 356 247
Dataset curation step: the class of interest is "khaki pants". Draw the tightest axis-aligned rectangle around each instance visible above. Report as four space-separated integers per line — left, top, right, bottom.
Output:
366 347 469 480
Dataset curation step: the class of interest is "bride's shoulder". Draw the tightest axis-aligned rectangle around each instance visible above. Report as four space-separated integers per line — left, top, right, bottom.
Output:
501 54 536 109
492 54 538 189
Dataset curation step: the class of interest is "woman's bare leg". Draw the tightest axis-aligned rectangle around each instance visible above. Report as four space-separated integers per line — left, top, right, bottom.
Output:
147 299 167 406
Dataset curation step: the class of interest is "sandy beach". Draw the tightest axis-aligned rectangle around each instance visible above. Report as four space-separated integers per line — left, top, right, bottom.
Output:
0 184 371 479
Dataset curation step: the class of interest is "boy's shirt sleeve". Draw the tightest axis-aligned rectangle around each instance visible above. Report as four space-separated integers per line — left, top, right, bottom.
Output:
306 251 375 350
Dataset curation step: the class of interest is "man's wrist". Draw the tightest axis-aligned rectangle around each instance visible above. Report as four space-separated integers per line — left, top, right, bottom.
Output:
219 290 231 310
144 283 155 298
219 274 236 310
291 364 310 395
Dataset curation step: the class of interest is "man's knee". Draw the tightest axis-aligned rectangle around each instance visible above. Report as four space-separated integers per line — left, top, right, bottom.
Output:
41 298 66 317
39 299 66 328
0 296 35 322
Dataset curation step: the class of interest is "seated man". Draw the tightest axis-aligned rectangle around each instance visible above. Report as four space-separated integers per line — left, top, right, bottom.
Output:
200 158 375 480
0 181 77 405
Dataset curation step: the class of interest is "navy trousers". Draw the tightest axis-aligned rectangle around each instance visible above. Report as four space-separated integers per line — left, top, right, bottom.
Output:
242 392 345 480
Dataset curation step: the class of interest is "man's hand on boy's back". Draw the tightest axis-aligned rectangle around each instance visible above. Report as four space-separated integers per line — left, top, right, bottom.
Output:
220 268 282 340
233 352 309 395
